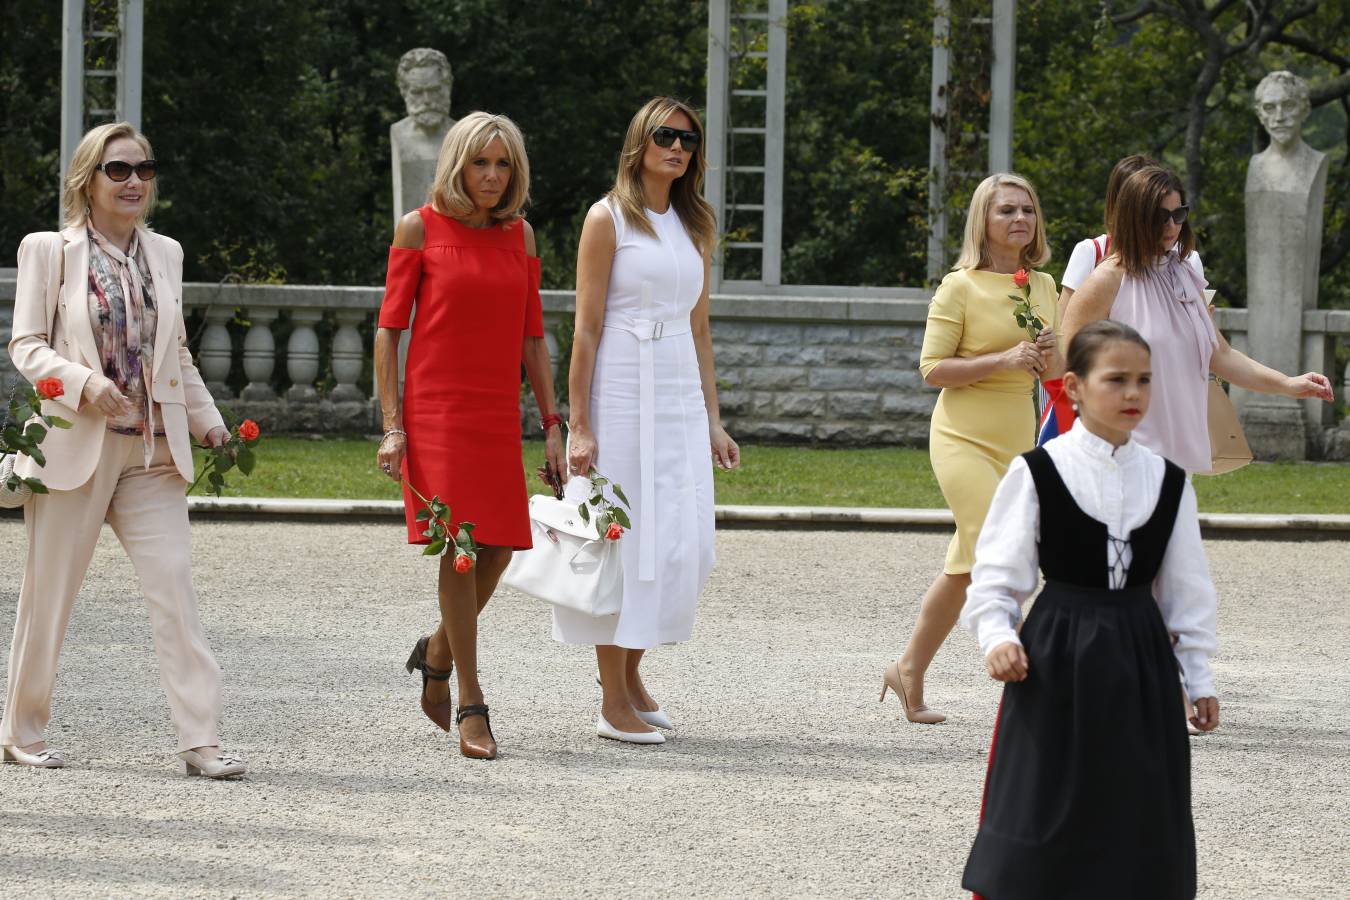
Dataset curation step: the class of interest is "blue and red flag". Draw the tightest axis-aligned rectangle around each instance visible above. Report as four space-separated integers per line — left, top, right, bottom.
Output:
1036 378 1075 446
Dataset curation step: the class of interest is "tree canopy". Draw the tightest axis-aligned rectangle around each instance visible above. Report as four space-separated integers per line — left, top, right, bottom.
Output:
1 0 1345 307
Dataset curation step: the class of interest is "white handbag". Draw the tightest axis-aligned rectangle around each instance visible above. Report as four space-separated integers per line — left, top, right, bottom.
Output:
0 453 33 509
502 478 624 617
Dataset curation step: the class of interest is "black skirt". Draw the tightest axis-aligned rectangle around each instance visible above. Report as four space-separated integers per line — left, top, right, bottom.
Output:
962 580 1196 900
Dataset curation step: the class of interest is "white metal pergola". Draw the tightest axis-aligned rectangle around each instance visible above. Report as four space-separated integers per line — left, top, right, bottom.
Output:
60 0 144 186
705 0 1016 293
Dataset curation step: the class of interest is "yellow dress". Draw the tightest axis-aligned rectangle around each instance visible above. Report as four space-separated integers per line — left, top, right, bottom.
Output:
920 267 1058 574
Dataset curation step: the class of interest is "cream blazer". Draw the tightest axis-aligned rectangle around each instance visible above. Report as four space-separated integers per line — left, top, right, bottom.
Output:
8 225 224 490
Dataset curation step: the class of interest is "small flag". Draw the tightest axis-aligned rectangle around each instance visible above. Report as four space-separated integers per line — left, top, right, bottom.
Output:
1037 378 1075 446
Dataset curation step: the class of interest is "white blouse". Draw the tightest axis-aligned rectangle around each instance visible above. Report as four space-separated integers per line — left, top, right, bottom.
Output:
959 420 1218 700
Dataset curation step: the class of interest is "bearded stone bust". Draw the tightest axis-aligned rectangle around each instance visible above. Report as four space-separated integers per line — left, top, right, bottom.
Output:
391 49 454 219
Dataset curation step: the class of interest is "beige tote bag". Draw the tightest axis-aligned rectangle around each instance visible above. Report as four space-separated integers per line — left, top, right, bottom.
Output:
1203 377 1253 475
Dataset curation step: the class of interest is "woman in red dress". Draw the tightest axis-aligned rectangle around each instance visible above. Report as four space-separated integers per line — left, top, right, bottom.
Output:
375 112 565 760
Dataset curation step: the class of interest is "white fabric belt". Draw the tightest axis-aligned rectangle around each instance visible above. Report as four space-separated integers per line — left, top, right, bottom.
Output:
602 315 693 582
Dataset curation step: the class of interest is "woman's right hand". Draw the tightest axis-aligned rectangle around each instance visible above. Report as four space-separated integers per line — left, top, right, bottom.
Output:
377 432 406 482
82 374 133 418
1001 341 1046 375
567 424 596 480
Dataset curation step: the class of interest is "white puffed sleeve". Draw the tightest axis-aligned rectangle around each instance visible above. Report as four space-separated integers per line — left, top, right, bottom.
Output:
1154 479 1218 700
960 456 1041 657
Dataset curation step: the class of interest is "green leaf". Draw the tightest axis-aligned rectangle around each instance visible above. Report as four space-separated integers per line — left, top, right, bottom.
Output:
612 507 632 529
26 446 46 468
577 503 590 523
424 538 446 556
415 508 431 521
24 478 49 494
236 446 256 476
47 415 73 429
216 454 236 474
422 527 437 539
611 483 630 508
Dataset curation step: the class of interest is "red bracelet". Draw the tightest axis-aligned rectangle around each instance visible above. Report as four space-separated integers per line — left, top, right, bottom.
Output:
541 413 564 432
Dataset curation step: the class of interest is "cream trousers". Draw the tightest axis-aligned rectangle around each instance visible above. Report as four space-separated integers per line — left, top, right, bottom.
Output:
1 432 222 752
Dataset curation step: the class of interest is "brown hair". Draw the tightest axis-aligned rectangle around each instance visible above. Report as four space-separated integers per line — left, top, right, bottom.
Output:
1110 166 1195 276
608 96 716 253
1066 320 1151 378
1103 154 1156 235
430 111 530 224
954 172 1051 270
62 122 157 228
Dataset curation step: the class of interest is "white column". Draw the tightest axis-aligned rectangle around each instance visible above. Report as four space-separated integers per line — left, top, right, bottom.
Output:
240 309 278 401
928 0 951 284
330 310 366 403
197 307 235 400
60 0 84 192
116 0 144 129
285 310 322 402
704 0 731 293
762 0 788 286
988 0 1016 175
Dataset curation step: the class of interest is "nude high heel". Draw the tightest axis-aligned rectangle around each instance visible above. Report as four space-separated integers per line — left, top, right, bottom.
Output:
881 660 947 725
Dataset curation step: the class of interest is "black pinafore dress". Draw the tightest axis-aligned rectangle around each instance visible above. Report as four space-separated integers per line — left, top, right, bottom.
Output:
962 448 1196 900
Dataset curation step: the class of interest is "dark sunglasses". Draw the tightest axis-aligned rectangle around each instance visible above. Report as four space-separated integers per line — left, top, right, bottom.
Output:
97 160 158 182
1156 204 1189 226
652 126 701 152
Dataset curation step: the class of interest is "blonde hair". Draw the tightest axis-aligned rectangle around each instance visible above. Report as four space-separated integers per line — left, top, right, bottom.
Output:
608 97 716 253
62 121 156 229
429 111 530 223
954 172 1050 270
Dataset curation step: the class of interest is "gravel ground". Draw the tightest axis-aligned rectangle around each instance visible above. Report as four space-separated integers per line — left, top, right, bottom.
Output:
0 519 1346 899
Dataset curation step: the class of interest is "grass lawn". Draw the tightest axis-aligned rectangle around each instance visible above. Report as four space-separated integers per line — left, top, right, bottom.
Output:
194 437 1350 515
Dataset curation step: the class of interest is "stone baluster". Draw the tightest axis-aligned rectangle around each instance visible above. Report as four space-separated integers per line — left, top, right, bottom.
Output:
240 308 278 401
330 310 366 403
197 307 235 400
285 310 323 402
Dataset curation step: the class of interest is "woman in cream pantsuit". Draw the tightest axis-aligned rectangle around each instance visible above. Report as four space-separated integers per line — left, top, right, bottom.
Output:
1 122 245 778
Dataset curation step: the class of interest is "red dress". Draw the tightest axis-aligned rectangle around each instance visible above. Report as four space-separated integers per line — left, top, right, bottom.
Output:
378 205 544 548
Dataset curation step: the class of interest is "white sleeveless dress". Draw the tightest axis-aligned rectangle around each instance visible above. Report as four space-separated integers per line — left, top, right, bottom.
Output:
552 197 716 649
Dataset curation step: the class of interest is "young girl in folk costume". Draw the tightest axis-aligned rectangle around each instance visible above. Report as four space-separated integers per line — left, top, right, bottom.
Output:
959 320 1219 899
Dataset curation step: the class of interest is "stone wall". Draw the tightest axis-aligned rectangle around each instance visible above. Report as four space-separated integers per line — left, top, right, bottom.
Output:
4 270 1346 453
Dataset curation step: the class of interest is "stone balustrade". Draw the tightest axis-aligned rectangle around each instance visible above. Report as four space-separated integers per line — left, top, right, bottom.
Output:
1 268 1348 455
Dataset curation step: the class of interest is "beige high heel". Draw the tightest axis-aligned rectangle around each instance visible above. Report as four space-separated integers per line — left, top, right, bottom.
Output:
881 660 947 725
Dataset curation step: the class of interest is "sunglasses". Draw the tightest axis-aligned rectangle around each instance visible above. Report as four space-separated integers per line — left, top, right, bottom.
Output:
96 160 158 182
652 126 701 152
1156 204 1189 226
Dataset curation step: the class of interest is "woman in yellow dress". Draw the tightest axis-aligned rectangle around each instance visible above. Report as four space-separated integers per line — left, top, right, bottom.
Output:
882 173 1061 723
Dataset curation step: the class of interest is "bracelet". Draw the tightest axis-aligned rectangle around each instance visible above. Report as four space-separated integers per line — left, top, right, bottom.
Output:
381 428 407 442
540 413 564 432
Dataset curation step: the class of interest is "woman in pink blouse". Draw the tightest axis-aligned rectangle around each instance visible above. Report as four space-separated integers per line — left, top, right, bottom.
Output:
1061 165 1331 472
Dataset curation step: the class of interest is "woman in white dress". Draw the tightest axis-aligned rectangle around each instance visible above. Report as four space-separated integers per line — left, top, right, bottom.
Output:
563 96 740 744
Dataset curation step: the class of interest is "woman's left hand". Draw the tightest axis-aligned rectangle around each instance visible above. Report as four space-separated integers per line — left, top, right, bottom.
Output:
204 426 230 449
1287 372 1334 402
544 424 566 482
1035 326 1063 377
711 425 740 470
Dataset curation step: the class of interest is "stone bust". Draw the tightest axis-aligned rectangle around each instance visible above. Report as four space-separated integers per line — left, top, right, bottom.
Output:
1246 70 1326 196
390 48 454 219
1241 70 1330 456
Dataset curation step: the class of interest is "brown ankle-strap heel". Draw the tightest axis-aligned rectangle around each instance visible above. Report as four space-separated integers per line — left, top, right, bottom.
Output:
406 634 453 731
456 704 498 760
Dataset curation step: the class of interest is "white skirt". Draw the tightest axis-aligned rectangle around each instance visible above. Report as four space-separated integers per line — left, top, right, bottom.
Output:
552 328 715 649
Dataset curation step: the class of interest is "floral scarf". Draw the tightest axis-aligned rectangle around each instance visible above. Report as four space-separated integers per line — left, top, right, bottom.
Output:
87 225 160 459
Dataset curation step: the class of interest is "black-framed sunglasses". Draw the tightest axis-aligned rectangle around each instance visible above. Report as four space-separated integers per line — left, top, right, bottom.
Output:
652 126 701 152
1156 204 1189 226
97 160 158 182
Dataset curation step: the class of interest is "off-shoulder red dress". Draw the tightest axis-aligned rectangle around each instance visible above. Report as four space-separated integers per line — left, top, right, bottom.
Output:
379 205 544 548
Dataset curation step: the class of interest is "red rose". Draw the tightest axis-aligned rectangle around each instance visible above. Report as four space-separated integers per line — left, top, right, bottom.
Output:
453 553 474 574
36 378 63 400
1012 268 1030 288
238 419 261 442
605 523 623 541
